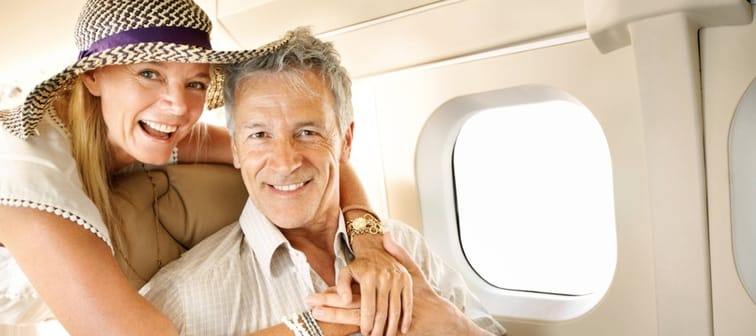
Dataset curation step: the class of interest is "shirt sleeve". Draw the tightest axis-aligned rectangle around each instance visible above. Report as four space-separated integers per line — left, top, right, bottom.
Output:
140 273 187 333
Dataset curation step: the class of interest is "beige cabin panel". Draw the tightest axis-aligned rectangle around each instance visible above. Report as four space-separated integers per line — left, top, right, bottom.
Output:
700 15 756 336
369 35 658 335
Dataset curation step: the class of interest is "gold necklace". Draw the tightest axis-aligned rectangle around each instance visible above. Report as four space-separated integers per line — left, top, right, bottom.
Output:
114 164 164 283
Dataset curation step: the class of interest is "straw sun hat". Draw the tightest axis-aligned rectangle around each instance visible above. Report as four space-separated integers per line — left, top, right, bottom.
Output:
0 0 291 139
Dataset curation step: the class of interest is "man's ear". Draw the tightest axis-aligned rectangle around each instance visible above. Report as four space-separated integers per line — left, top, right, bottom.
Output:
80 70 103 97
340 122 354 162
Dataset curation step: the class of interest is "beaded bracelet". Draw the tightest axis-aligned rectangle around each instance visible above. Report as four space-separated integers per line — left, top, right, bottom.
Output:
301 310 324 336
282 311 324 336
282 313 307 336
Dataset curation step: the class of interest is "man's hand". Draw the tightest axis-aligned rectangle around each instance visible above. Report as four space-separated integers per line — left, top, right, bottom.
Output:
336 233 412 336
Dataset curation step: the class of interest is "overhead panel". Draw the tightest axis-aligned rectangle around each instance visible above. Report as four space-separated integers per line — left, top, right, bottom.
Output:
217 0 438 49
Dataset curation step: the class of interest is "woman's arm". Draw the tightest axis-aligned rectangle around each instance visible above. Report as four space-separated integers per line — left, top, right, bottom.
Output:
0 206 178 336
338 162 412 336
251 319 359 336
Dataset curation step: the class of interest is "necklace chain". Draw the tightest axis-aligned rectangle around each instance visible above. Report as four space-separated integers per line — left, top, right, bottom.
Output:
143 164 163 268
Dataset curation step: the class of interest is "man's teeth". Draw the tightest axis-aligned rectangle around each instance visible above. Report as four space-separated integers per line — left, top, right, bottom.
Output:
142 120 177 133
272 182 305 191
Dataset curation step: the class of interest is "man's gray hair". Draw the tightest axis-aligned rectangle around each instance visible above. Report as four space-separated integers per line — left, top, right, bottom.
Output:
223 27 353 136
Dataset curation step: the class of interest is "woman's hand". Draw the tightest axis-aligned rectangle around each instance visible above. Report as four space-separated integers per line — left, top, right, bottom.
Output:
338 161 413 335
334 232 413 336
306 286 362 325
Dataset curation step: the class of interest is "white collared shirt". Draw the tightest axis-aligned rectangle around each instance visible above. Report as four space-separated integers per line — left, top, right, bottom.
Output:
141 200 506 335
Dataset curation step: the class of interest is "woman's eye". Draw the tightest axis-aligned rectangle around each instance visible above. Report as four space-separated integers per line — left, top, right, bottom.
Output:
188 82 207 90
139 70 158 79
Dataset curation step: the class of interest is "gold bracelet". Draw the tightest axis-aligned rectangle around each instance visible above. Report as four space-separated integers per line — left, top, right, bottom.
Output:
341 204 381 222
346 213 383 243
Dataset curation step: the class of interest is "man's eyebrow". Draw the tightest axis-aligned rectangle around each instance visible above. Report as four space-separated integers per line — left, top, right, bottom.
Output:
293 121 321 128
240 121 266 129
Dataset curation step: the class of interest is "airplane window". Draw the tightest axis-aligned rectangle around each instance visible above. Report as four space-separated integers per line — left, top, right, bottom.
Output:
417 86 616 319
453 100 616 295
729 77 756 303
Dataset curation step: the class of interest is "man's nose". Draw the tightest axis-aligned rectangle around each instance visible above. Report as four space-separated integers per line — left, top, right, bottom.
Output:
269 138 302 173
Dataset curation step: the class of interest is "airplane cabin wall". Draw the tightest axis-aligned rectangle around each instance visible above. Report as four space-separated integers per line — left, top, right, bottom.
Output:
312 0 756 335
319 0 653 334
371 34 656 336
700 14 756 336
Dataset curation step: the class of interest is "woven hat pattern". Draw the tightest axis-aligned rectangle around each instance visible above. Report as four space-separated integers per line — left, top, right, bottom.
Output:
75 0 212 51
0 0 291 139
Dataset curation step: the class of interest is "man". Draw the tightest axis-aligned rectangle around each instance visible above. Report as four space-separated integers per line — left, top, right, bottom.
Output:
140 27 506 336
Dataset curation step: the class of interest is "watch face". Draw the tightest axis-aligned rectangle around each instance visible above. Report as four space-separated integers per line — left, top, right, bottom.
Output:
352 217 367 230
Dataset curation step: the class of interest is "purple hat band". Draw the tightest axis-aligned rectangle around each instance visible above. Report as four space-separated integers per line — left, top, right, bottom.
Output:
78 26 212 59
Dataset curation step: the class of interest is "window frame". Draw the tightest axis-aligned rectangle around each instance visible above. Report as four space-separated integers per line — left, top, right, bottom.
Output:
728 77 756 304
415 85 616 320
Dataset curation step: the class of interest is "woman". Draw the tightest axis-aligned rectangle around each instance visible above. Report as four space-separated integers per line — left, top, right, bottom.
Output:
0 0 409 335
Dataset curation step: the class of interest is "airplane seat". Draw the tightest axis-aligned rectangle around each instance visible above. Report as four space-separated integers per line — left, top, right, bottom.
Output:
109 163 248 289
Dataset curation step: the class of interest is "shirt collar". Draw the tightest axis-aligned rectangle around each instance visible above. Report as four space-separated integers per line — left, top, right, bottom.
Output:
238 200 354 275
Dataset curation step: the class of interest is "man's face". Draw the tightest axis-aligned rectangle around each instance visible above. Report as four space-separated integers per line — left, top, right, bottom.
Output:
231 70 352 230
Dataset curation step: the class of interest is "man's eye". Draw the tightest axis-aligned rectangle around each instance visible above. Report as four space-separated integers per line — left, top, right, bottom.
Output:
298 129 318 137
249 131 267 139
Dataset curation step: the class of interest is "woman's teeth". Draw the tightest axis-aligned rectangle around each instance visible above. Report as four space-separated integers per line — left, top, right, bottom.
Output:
142 120 178 133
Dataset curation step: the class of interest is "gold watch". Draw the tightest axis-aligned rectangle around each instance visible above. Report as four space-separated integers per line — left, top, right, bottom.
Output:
346 213 383 242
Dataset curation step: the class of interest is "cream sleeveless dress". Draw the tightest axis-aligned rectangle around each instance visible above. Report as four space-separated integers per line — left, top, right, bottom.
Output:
0 110 112 335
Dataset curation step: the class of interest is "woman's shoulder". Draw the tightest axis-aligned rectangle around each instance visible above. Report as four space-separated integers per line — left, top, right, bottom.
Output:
0 109 72 165
0 109 112 250
0 110 79 190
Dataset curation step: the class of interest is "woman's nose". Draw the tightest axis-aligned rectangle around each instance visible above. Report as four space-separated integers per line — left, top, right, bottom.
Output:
161 84 189 115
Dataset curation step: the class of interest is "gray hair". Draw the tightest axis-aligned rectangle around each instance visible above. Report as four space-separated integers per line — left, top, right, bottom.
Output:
223 27 353 136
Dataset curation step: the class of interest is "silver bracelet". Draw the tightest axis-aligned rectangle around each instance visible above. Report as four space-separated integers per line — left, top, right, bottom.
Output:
301 310 324 336
281 313 307 336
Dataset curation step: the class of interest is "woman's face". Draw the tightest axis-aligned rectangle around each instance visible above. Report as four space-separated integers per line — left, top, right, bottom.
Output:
82 62 211 168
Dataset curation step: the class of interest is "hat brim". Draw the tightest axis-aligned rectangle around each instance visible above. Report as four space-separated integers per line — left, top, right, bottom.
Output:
1 35 291 139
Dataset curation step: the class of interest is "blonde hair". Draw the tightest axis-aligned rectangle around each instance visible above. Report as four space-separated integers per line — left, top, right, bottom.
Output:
60 78 210 263
62 79 124 251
